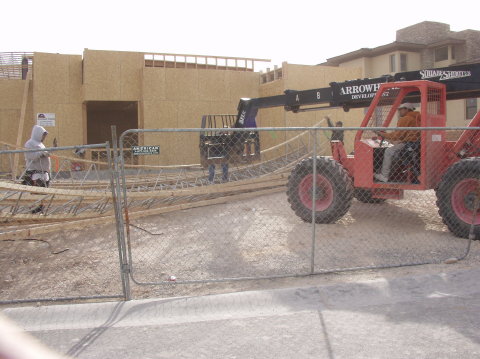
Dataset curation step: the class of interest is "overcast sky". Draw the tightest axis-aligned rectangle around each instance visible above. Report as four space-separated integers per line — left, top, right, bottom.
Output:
2 0 478 72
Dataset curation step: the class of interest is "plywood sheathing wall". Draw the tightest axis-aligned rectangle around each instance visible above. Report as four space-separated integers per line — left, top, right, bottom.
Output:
32 52 83 147
142 66 260 166
83 50 143 101
0 79 33 148
0 79 33 173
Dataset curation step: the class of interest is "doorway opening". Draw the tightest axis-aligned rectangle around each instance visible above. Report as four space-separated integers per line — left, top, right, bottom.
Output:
86 101 138 163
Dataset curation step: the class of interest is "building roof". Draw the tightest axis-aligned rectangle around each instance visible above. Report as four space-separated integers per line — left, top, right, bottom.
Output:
321 41 425 66
426 38 465 48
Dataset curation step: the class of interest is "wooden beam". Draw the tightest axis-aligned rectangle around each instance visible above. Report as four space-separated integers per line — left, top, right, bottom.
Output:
12 71 32 180
0 181 110 198
0 186 285 240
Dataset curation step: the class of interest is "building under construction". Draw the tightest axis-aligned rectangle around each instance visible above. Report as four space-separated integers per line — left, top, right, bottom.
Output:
0 21 479 166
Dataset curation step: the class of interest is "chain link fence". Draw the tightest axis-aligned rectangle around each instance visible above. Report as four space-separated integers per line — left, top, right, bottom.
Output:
0 125 478 303
116 126 479 292
0 142 125 304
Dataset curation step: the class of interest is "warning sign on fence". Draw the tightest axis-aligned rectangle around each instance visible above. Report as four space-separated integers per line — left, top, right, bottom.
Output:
132 146 160 155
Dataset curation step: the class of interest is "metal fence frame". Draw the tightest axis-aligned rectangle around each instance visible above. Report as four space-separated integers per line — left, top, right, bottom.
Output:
115 126 479 297
0 141 128 305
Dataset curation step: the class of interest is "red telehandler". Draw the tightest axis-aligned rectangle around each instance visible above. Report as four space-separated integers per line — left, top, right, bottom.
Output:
286 79 480 239
200 63 480 239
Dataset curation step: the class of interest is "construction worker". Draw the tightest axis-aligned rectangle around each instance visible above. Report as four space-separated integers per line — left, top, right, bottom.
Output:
374 103 420 182
326 117 344 144
208 125 230 183
23 125 51 187
22 125 51 214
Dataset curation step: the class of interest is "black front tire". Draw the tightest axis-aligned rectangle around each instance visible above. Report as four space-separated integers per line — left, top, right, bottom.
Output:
287 157 353 223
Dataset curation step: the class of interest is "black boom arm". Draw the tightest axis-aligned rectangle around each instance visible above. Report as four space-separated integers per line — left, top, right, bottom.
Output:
234 63 480 128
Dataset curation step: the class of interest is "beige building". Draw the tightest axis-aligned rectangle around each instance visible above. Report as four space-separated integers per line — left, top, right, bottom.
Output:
322 21 480 125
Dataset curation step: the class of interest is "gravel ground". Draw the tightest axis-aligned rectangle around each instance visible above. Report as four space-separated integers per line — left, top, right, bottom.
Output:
1 189 479 304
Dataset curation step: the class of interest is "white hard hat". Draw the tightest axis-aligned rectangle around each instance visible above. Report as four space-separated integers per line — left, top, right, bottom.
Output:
398 102 415 110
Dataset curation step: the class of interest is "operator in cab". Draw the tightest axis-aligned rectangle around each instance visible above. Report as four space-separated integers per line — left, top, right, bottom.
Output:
374 103 420 182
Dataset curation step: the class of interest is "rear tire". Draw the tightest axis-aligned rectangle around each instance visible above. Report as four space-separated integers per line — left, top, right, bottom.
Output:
436 158 480 239
287 157 353 223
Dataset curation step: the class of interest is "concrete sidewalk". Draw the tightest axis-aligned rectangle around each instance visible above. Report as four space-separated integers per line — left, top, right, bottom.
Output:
3 268 480 358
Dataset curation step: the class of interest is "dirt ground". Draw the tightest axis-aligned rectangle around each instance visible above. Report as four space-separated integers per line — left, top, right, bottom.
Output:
1 189 479 305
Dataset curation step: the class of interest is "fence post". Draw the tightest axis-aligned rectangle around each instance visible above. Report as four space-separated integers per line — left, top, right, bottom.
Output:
110 126 131 300
310 129 317 274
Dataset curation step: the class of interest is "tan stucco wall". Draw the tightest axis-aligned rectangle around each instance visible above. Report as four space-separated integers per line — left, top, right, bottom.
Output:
340 52 422 78
403 52 422 72
369 55 392 76
446 99 479 127
339 58 367 77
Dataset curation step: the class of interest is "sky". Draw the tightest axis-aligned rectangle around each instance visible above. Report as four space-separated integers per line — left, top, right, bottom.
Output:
2 0 479 72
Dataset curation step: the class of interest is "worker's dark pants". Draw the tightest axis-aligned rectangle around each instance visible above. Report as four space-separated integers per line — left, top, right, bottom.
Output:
208 163 229 182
